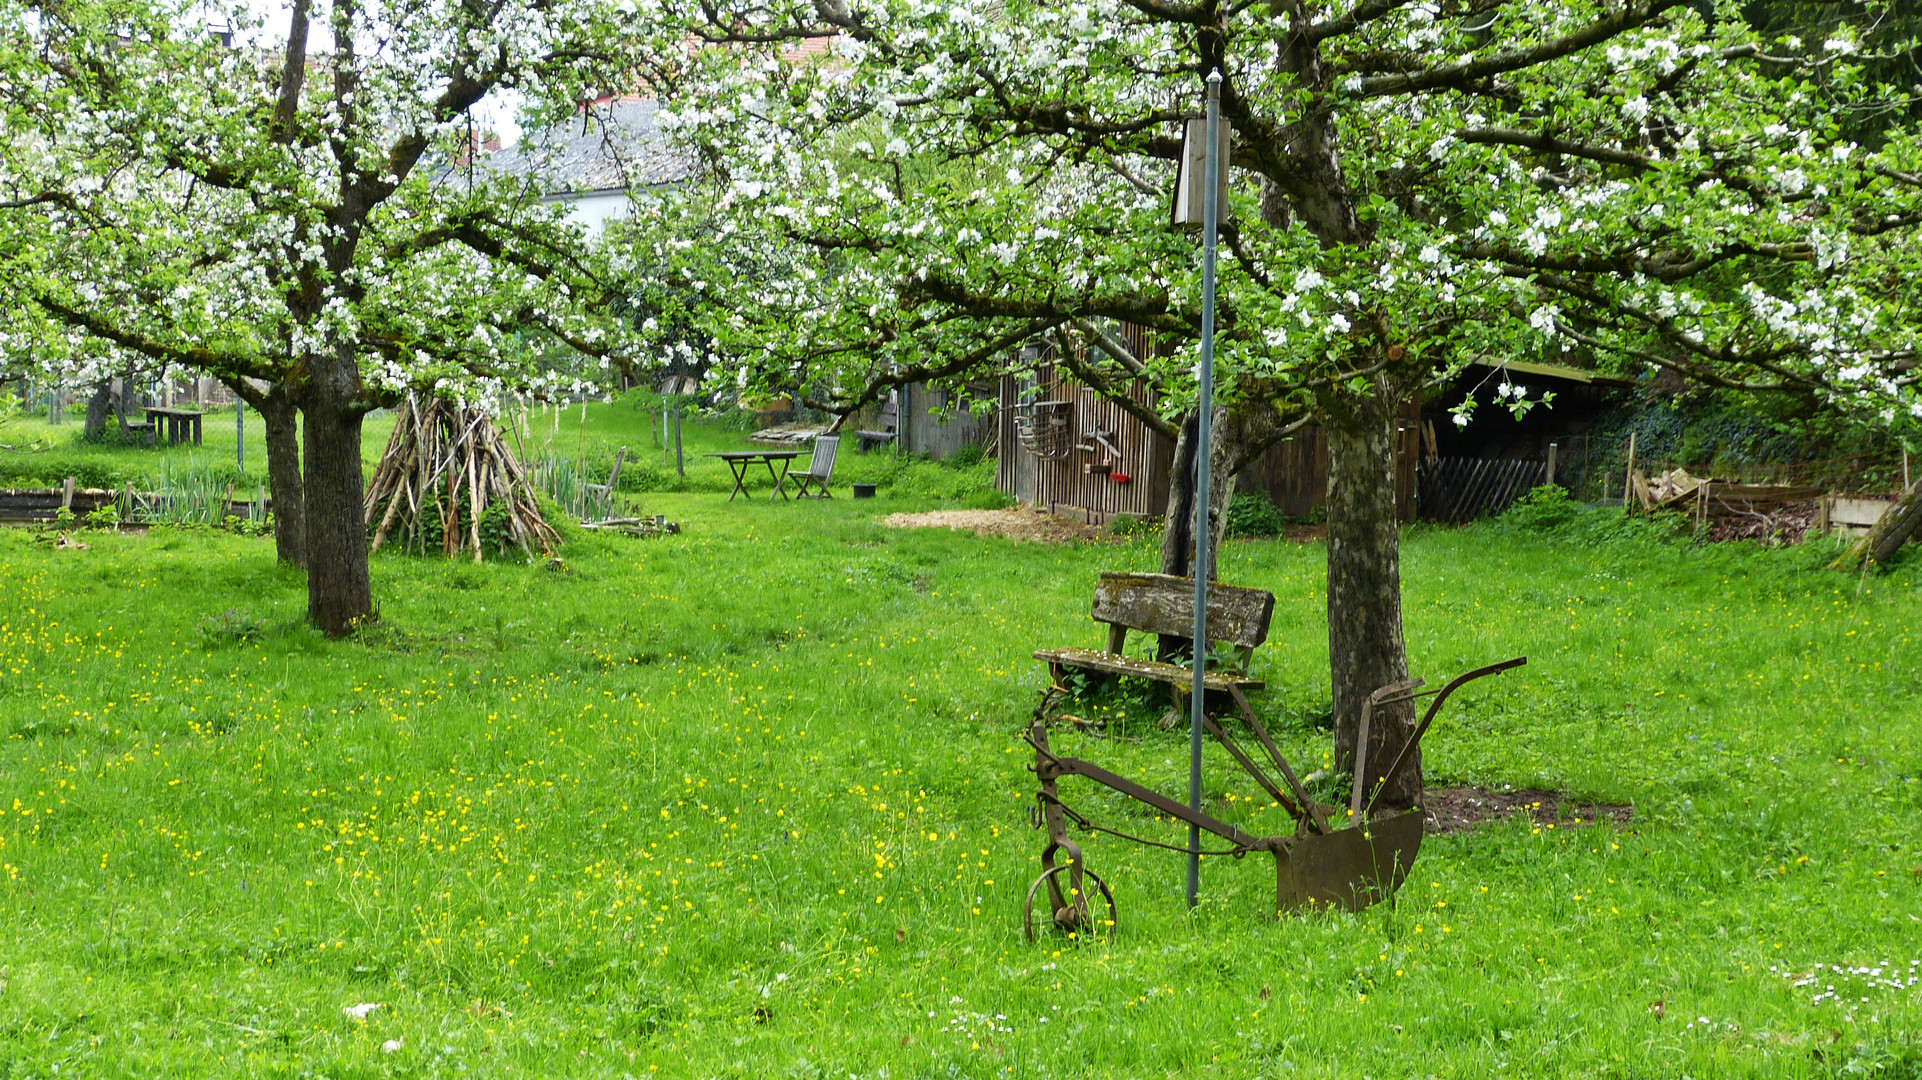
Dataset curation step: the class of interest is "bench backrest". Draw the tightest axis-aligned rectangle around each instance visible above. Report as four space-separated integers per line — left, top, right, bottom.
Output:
1091 572 1274 649
880 399 898 430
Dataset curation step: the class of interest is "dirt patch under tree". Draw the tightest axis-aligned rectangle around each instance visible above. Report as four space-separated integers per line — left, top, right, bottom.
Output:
1421 785 1633 835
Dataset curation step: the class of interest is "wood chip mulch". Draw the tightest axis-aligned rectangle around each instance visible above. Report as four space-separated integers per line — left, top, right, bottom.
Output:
882 507 1106 543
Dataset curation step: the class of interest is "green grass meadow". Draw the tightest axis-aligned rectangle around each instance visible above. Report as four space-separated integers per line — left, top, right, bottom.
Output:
2 409 1921 1077
0 396 1007 508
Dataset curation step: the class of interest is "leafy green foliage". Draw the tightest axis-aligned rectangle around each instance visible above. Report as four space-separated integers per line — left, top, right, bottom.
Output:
946 442 986 470
1499 485 1581 533
1225 490 1289 538
636 0 1922 461
0 455 134 490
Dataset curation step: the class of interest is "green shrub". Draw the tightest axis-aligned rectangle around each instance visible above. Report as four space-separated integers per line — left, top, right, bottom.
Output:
1225 490 1288 538
478 499 517 557
1500 484 1580 532
615 459 667 492
947 442 986 469
1490 485 1694 547
223 513 275 538
1108 514 1160 539
960 487 1014 510
0 456 135 490
534 493 585 547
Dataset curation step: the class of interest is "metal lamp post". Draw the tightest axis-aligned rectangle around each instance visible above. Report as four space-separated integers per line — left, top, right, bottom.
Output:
1180 71 1226 910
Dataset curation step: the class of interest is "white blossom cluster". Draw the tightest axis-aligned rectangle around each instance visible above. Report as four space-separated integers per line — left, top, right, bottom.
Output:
0 0 693 410
597 0 1922 431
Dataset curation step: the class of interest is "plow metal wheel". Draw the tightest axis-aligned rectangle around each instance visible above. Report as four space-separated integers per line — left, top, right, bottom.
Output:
1023 862 1117 943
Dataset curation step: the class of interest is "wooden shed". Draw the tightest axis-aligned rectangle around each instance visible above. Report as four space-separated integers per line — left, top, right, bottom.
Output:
898 381 997 460
995 364 1176 520
993 349 1419 524
1234 405 1422 523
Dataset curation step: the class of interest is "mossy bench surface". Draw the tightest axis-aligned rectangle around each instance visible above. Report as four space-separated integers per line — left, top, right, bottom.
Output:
1037 571 1276 690
1033 646 1264 691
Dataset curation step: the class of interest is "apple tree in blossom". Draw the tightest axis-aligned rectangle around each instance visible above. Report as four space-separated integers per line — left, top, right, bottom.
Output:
643 0 1922 803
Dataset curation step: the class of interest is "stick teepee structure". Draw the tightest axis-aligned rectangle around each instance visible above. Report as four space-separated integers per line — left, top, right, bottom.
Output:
364 395 559 560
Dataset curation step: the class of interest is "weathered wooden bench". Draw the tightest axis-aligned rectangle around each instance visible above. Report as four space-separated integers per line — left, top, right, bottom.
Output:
1033 571 1276 700
855 399 897 453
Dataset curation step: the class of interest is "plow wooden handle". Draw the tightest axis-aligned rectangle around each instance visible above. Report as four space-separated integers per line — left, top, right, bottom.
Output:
1364 656 1527 819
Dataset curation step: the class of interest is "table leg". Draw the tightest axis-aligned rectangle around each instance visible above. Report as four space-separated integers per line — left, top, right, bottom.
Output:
727 460 750 502
765 457 792 501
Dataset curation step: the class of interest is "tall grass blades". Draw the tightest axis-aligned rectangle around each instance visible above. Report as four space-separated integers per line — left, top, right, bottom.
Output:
527 457 619 522
133 458 261 527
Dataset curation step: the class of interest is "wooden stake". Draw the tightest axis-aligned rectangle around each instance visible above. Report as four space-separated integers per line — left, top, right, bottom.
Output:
1623 432 1637 514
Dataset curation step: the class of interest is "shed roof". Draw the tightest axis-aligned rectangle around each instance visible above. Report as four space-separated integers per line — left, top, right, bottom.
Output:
1465 356 1635 388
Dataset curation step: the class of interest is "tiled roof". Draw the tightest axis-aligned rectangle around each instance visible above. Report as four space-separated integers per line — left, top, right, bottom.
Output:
481 98 696 196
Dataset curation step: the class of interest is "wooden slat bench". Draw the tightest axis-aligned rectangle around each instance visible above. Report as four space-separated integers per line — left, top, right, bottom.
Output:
855 400 897 453
1034 572 1277 697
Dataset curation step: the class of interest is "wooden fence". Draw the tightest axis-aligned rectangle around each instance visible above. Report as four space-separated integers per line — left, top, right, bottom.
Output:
1417 457 1547 524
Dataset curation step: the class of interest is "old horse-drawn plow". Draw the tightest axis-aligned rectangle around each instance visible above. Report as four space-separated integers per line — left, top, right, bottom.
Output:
1022 655 1526 940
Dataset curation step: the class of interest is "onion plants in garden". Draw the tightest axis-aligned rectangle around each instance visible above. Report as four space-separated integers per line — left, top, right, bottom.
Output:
3 477 1919 1076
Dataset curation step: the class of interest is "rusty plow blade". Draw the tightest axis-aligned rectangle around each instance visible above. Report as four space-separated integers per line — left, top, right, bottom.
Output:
1272 808 1423 913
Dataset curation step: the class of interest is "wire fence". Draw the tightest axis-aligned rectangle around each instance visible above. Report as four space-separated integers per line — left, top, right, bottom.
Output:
1549 434 1907 502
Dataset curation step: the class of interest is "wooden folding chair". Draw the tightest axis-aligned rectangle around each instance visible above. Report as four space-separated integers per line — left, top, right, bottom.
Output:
791 436 839 498
583 446 626 517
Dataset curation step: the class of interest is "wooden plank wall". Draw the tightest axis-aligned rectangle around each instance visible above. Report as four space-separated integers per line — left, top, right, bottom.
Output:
901 382 995 460
992 323 1417 522
1234 401 1420 522
1236 429 1326 518
995 364 1173 521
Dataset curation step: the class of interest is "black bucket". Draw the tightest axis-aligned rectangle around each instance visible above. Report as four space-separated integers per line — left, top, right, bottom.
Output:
852 483 877 499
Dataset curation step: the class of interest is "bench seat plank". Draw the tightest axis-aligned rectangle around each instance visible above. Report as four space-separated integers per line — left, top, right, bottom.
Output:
1035 647 1265 692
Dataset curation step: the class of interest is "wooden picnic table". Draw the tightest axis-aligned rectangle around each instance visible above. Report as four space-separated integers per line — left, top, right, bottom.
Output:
145 406 206 446
706 450 803 501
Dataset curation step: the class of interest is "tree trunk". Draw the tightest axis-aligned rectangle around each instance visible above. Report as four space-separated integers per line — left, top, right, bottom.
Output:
1157 406 1239 660
223 377 307 568
1323 383 1418 811
1159 411 1202 582
83 382 113 440
300 347 373 636
261 387 307 568
1832 479 1922 571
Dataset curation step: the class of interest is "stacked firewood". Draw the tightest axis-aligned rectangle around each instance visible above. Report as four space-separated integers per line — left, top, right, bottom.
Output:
363 395 559 560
